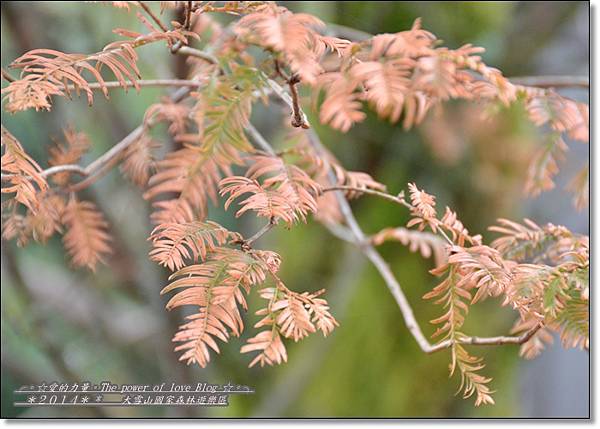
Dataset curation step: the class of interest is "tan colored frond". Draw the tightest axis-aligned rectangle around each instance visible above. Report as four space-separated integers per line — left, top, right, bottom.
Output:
369 19 435 59
413 54 464 100
149 221 239 271
1 127 48 212
235 6 327 84
48 126 91 185
371 227 447 267
161 249 270 367
2 29 193 112
440 207 481 247
525 92 582 134
246 154 322 217
566 165 589 211
298 290 339 336
144 145 232 224
317 35 352 57
454 344 495 406
3 47 138 112
350 59 412 122
220 154 322 225
406 182 438 232
220 176 298 223
120 133 158 187
62 196 112 271
273 293 316 341
524 133 567 197
241 329 288 368
241 283 336 368
318 73 365 132
448 245 514 304
8 193 66 246
144 98 191 137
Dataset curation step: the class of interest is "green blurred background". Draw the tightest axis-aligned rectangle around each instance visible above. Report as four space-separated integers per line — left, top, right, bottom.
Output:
1 1 589 418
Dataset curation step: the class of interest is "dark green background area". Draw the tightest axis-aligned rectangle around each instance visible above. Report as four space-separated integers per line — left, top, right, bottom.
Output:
0 1 589 418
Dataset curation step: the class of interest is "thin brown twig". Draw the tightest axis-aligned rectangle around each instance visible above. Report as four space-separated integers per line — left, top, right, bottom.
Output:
426 323 544 353
511 75 589 89
1 164 88 181
321 185 456 245
245 121 539 354
169 1 195 54
322 185 410 208
70 79 206 91
184 1 193 31
63 85 194 193
272 62 309 129
1 67 16 82
137 1 169 32
174 46 219 64
245 218 277 247
288 75 309 129
265 77 311 128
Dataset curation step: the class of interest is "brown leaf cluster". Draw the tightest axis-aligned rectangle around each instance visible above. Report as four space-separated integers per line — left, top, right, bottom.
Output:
1 127 49 212
411 184 588 405
2 25 195 112
62 196 112 271
220 153 322 225
48 127 91 185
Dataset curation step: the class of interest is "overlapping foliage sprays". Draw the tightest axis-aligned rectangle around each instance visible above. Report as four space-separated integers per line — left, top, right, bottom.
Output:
1 1 588 406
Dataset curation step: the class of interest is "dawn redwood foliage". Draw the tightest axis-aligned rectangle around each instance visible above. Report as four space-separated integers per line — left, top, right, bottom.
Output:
0 1 589 407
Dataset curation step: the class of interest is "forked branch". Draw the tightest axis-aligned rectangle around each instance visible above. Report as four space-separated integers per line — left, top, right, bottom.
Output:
244 118 540 355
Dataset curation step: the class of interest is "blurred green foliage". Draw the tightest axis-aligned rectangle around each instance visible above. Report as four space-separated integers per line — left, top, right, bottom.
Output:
1 1 588 418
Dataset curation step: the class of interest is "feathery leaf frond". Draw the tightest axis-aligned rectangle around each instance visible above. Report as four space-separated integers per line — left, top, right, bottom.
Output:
161 248 271 367
48 126 91 185
149 220 241 271
2 29 193 112
371 227 447 267
62 196 112 271
1 127 49 212
219 153 322 225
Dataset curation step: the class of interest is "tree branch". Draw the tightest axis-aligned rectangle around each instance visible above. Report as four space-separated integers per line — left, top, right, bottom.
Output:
245 114 538 355
426 323 544 353
137 1 169 32
64 85 194 192
322 185 410 208
511 75 589 89
68 78 206 91
1 67 16 82
5 32 550 356
174 45 219 64
321 184 455 245
245 218 276 247
265 77 311 128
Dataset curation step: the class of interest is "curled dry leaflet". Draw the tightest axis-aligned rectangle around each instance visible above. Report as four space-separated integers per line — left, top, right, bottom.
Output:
0 1 588 407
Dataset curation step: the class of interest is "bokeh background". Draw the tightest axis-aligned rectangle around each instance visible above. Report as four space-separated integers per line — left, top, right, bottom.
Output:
0 1 589 418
